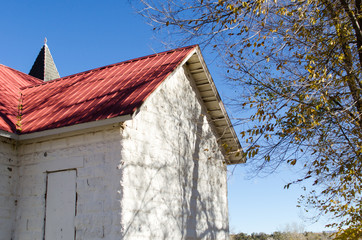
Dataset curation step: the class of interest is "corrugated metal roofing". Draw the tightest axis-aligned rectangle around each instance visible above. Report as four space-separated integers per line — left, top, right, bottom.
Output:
0 45 243 163
0 65 42 133
0 45 196 134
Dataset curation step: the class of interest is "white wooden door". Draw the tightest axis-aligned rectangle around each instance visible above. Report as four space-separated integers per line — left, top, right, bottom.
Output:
45 170 76 240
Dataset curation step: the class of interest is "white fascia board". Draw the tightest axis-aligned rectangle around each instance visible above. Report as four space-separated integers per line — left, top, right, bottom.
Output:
0 130 18 140
2 114 132 141
192 47 244 164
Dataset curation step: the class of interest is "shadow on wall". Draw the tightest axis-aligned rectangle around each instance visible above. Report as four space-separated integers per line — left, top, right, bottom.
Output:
120 71 229 240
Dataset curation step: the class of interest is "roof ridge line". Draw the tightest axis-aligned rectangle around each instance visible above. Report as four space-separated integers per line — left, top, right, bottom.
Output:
0 64 43 86
20 45 198 90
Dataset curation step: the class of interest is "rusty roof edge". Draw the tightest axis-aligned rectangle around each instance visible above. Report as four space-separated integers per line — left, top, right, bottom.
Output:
193 46 245 164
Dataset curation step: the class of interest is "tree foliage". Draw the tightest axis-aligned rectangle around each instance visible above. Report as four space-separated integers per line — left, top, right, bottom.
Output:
138 0 362 238
231 231 333 240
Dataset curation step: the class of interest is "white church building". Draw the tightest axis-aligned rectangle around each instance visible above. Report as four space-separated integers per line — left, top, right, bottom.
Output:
0 43 243 240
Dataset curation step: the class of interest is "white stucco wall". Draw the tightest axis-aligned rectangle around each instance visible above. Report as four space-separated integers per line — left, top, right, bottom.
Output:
0 137 18 240
120 66 229 240
2 63 230 240
13 126 124 240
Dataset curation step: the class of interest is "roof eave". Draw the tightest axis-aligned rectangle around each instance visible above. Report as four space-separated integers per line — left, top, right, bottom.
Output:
186 47 245 164
1 114 132 141
0 129 19 140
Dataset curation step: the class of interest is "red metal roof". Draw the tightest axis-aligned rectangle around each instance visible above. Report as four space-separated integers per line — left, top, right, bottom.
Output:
0 45 196 134
0 65 42 133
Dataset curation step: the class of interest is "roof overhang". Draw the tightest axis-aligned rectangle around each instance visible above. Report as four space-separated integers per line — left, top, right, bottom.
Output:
185 47 245 164
0 114 132 141
0 45 244 164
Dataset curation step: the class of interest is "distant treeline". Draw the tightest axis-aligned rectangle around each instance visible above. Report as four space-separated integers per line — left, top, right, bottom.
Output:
230 231 334 240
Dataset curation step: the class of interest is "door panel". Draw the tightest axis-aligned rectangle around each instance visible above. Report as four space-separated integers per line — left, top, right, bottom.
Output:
45 170 76 240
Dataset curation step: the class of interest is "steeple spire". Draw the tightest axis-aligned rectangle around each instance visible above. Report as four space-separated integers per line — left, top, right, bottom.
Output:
29 39 60 81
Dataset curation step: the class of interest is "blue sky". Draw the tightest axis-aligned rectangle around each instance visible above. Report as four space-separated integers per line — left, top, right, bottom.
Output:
0 0 331 234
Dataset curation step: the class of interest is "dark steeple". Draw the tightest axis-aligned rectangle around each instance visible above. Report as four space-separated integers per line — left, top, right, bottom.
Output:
29 38 60 81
